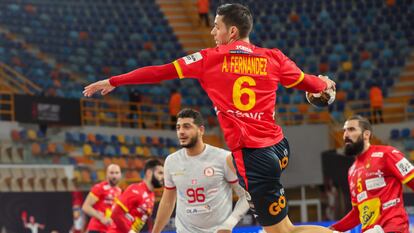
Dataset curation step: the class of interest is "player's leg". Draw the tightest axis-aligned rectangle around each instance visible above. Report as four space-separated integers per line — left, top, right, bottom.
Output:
232 138 335 233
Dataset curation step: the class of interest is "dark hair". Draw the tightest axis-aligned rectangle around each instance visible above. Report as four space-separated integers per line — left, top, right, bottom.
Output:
347 115 373 138
176 108 204 127
144 159 163 173
216 3 253 38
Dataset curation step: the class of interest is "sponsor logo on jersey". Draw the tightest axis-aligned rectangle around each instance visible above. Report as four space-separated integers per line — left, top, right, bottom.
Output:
371 152 383 158
235 45 253 53
357 191 368 203
358 198 381 229
366 169 384 178
382 198 400 210
204 167 214 177
396 158 414 176
268 195 286 216
172 169 186 176
183 52 203 65
365 177 386 191
185 205 212 215
392 149 401 154
229 49 250 54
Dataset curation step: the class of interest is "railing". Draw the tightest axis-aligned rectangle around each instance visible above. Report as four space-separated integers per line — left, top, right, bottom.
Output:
0 62 42 95
80 98 174 129
0 91 14 121
346 99 414 123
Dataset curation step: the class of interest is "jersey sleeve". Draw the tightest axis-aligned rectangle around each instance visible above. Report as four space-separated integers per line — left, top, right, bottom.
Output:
164 157 176 189
90 183 102 200
172 50 208 80
271 49 304 88
385 147 414 184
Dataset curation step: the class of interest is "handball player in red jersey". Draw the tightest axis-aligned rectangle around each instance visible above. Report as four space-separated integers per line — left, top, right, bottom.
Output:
108 159 163 233
84 3 337 233
82 164 122 233
330 115 414 233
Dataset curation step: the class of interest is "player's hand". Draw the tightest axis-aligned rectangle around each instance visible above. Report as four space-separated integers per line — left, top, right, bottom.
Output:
128 230 136 233
318 75 336 91
216 230 232 233
83 79 115 97
99 216 113 225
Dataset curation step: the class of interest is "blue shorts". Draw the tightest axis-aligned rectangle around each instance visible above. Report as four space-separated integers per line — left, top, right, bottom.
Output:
232 138 290 226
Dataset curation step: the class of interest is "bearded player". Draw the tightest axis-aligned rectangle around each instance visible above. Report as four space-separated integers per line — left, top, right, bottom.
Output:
83 3 336 233
82 164 122 233
330 115 414 233
108 159 164 233
152 109 249 233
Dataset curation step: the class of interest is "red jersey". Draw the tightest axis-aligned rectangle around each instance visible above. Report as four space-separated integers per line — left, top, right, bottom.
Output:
108 182 155 233
86 181 122 232
347 145 414 232
172 41 323 151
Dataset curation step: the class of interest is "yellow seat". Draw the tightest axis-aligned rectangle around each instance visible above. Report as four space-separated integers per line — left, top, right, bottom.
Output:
83 144 93 156
117 135 126 144
27 129 37 141
120 145 129 156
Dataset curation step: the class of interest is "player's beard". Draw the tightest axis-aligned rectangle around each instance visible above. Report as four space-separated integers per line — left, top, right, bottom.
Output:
109 177 119 186
151 174 163 188
344 135 364 157
181 134 198 148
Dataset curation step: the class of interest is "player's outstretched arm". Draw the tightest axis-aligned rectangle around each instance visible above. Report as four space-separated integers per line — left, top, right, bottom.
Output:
330 206 360 232
83 79 115 97
152 188 177 233
83 63 178 97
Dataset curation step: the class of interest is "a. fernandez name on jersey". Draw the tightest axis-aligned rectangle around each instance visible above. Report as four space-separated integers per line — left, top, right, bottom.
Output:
222 55 268 76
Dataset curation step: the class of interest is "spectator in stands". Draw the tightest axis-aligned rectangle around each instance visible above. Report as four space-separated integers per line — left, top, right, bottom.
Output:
168 89 181 130
197 0 210 27
369 83 384 124
108 159 164 233
82 164 122 233
331 115 414 233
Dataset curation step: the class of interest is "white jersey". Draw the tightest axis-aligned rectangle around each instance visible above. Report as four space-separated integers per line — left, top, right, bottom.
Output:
164 144 238 233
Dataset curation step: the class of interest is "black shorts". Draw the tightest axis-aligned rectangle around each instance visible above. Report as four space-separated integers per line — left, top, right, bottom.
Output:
232 138 290 226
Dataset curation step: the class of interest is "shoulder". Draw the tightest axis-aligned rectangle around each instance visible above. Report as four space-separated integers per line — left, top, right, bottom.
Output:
92 181 105 189
372 145 401 156
206 144 230 157
165 149 185 164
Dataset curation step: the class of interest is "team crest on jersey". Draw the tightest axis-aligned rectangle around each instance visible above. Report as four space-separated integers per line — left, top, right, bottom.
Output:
183 52 203 65
204 167 214 177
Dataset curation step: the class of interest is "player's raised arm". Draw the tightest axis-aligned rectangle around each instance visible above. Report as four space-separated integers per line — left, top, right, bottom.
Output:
83 63 178 97
152 188 177 233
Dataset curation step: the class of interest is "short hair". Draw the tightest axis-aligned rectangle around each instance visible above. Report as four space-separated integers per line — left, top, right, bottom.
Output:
144 159 162 173
216 3 253 39
176 108 204 127
346 115 373 137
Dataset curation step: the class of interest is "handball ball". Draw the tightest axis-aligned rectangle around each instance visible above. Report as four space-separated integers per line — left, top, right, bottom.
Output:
305 88 336 108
